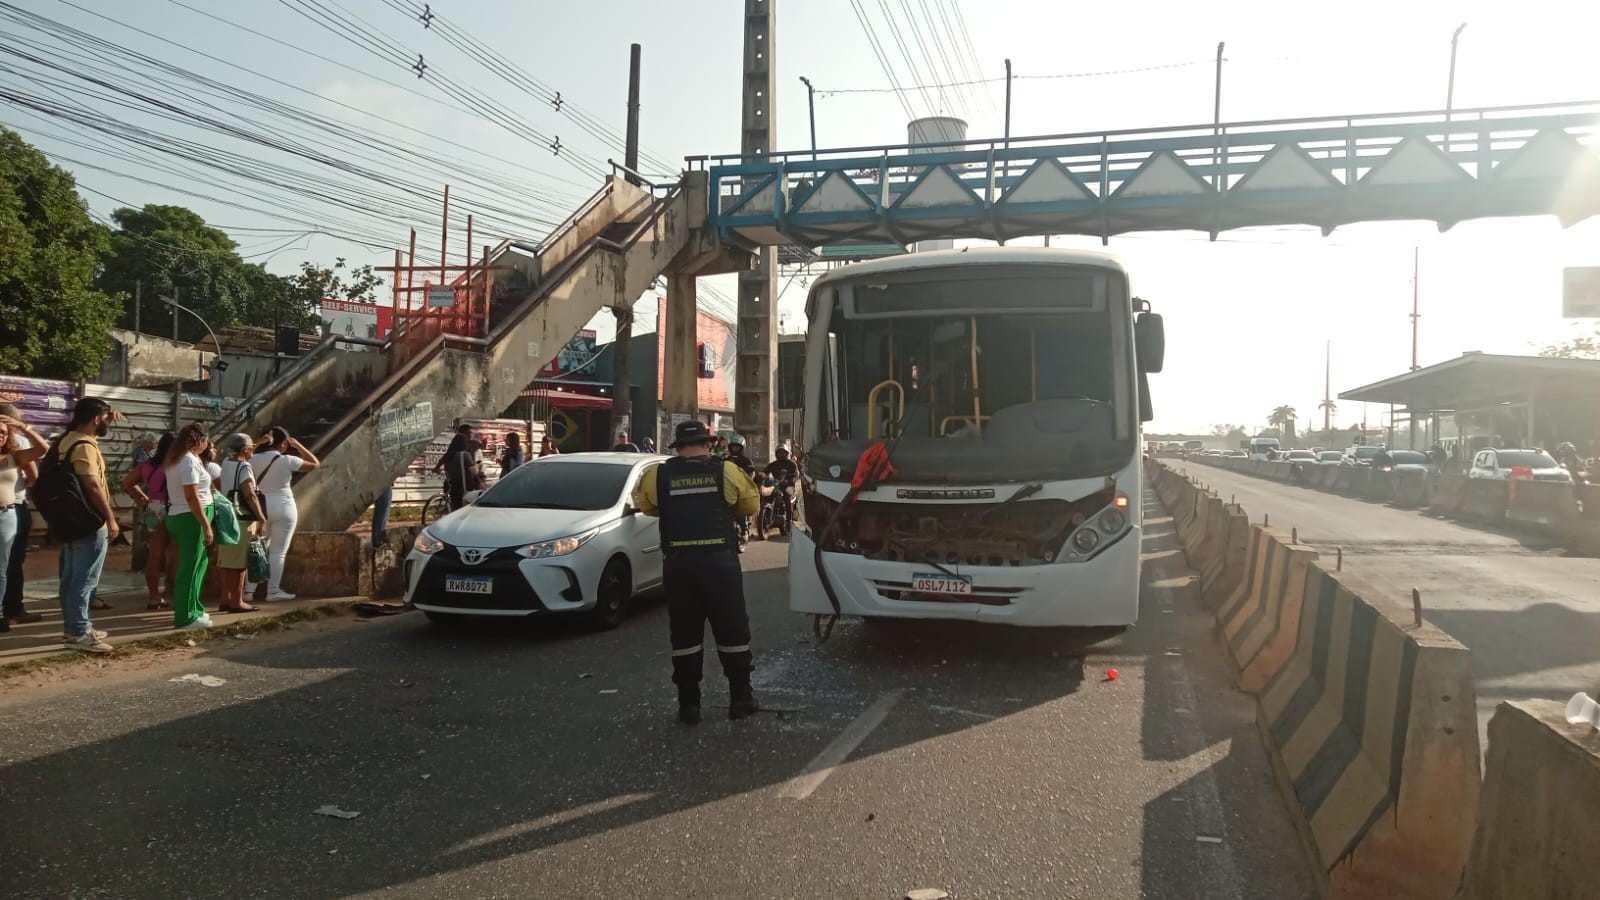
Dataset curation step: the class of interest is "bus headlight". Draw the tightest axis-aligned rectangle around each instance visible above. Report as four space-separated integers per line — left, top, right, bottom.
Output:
1099 508 1127 535
1072 528 1101 552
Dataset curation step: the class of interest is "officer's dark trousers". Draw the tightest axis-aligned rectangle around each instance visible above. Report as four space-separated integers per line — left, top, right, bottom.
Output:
664 551 752 693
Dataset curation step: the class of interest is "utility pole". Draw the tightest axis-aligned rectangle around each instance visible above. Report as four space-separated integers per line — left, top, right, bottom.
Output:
440 184 450 287
133 280 141 334
799 75 817 160
172 285 180 340
1410 247 1421 370
1324 339 1332 433
1446 23 1467 120
1213 41 1225 190
612 42 642 442
1003 58 1013 149
735 0 778 461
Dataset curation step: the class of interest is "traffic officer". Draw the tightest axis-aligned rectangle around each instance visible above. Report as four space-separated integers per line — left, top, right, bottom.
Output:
634 420 761 724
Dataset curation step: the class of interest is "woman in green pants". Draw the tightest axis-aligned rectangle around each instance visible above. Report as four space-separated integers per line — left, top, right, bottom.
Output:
163 423 216 631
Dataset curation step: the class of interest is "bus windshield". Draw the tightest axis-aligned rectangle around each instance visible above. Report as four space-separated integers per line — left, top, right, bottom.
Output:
807 262 1135 484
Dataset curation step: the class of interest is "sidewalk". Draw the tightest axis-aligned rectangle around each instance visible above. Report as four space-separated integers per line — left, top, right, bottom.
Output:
4 541 358 667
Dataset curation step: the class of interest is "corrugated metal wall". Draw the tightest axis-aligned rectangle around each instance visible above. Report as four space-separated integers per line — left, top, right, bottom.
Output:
0 375 75 435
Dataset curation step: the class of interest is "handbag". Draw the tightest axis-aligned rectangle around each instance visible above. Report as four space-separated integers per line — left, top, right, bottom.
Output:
246 536 270 583
210 481 242 545
229 461 262 522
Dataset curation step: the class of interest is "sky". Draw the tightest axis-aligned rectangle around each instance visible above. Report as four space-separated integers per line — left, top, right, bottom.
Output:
3 0 1598 434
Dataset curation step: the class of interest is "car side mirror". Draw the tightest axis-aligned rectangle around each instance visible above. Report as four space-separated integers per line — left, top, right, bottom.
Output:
1136 312 1165 373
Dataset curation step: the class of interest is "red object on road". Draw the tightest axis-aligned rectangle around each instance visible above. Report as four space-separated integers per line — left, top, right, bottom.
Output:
1106 667 1119 681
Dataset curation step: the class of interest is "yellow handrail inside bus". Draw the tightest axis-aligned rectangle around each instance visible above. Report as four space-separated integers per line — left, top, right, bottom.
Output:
867 379 905 438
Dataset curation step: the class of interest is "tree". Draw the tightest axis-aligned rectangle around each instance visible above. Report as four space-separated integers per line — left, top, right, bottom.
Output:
1210 423 1248 441
1318 398 1338 431
1268 405 1298 442
1539 330 1600 360
283 258 383 312
0 127 120 379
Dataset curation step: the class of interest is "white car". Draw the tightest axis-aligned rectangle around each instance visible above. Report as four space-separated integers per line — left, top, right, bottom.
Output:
404 453 666 627
1467 449 1573 483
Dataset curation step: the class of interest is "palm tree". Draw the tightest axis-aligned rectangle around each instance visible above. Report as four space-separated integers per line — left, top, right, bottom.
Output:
1318 398 1337 434
1268 405 1298 442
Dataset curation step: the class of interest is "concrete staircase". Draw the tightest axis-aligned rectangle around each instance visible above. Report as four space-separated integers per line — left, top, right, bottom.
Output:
220 175 702 532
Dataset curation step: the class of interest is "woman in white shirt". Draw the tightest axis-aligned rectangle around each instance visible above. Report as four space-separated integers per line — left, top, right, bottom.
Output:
163 423 216 630
249 427 320 602
216 433 265 614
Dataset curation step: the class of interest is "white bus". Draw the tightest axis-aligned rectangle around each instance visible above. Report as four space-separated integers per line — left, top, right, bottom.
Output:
790 248 1164 627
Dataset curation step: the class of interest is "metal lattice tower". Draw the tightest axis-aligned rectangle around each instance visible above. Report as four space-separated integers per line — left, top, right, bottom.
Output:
735 0 777 461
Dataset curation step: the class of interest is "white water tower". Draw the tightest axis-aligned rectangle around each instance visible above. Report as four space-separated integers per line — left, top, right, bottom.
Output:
906 116 968 254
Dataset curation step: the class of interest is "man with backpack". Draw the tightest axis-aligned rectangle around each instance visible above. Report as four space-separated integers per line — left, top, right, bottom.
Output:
34 398 121 653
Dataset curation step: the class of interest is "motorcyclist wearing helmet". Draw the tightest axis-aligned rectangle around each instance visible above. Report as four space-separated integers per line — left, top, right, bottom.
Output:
1557 442 1586 484
726 438 757 548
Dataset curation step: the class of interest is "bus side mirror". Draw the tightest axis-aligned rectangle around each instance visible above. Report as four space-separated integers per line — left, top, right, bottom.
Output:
1136 313 1165 373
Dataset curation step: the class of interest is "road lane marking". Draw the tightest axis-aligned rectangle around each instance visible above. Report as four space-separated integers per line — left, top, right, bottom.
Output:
447 793 653 854
778 689 905 800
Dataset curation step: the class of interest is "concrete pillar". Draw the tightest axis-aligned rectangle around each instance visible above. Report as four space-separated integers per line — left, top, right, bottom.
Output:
735 0 777 461
661 270 700 421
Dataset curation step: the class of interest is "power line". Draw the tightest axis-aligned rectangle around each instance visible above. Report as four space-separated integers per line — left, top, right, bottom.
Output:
896 0 958 114
873 0 937 117
846 0 917 122
931 0 988 112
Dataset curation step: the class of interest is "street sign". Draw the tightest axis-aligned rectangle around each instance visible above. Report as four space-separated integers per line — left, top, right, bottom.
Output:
426 286 456 308
1564 266 1600 318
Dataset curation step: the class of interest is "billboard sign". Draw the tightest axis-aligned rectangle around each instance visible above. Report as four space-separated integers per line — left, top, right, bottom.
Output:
320 299 393 340
539 329 600 378
1564 267 1600 318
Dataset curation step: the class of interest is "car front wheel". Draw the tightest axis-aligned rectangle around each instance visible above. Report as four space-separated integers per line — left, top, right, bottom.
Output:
589 558 630 630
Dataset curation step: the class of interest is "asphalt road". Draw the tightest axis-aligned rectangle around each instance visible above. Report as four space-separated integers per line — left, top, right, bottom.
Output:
1174 461 1600 746
0 486 1314 900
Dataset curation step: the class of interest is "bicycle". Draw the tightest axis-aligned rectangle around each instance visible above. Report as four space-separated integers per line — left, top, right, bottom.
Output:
420 490 459 527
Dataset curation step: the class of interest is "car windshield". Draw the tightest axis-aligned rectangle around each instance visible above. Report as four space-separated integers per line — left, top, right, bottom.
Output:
1319 452 1343 461
1354 447 1380 460
1387 451 1429 465
1287 451 1315 460
475 460 632 510
1496 451 1558 469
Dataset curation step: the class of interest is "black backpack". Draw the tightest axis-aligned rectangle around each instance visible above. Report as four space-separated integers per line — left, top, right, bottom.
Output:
32 438 105 542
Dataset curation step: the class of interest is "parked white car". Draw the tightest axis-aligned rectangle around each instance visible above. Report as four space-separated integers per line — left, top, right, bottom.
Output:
404 453 666 627
1467 449 1573 483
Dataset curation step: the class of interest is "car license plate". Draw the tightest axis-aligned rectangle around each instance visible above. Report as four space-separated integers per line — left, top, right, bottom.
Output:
445 575 493 595
911 573 972 595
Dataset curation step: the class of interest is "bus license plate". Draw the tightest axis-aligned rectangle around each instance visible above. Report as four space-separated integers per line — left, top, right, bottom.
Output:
911 573 972 596
445 575 493 595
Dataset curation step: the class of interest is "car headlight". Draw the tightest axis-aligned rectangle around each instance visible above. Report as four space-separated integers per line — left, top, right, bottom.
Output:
414 529 444 554
1098 508 1127 535
517 528 598 559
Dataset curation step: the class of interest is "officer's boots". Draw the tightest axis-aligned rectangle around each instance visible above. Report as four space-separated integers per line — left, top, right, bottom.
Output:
677 685 702 725
727 678 759 720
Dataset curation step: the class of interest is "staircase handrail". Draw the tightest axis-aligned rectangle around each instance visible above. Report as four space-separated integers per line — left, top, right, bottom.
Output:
306 187 682 459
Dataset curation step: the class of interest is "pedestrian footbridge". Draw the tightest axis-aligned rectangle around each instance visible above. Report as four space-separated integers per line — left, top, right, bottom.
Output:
704 101 1600 247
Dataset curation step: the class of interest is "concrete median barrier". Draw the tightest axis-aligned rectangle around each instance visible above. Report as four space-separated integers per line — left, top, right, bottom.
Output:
1333 467 1356 494
1179 488 1213 557
1191 496 1231 582
1201 504 1251 608
1561 483 1600 555
1459 478 1511 524
1429 473 1466 516
1457 700 1600 900
1503 479 1580 534
1389 472 1430 508
1318 466 1341 491
1217 527 1319 687
1257 572 1479 899
1342 466 1373 499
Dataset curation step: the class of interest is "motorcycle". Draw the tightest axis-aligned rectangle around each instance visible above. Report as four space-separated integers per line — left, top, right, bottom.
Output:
755 474 795 540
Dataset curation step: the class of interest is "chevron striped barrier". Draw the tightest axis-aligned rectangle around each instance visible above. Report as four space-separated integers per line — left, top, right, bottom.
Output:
1217 526 1319 687
1190 495 1230 574
1201 504 1251 608
1257 566 1479 899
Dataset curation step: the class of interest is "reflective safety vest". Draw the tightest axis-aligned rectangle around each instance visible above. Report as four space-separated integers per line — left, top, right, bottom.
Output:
657 456 735 555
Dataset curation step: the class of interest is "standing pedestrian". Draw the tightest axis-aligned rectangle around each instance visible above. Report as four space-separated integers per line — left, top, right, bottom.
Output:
613 431 640 453
49 398 120 652
122 432 176 610
538 435 560 458
0 403 41 627
499 432 525 476
250 427 320 601
216 433 264 614
0 410 48 634
632 420 761 724
163 423 215 630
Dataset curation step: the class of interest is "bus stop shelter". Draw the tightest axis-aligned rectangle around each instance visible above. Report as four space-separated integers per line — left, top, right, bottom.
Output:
1340 352 1600 457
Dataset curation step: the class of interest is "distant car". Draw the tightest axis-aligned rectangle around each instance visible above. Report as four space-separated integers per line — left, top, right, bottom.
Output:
404 453 667 628
1343 445 1383 467
1204 449 1224 457
1314 451 1344 466
1224 449 1249 459
1284 449 1318 481
1467 449 1573 483
1373 449 1437 477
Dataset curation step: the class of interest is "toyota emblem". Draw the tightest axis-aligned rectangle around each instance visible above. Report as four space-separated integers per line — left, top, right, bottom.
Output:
461 548 483 564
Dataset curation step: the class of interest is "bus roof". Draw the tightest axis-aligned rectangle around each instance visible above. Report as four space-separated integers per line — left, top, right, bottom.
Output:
808 246 1127 290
